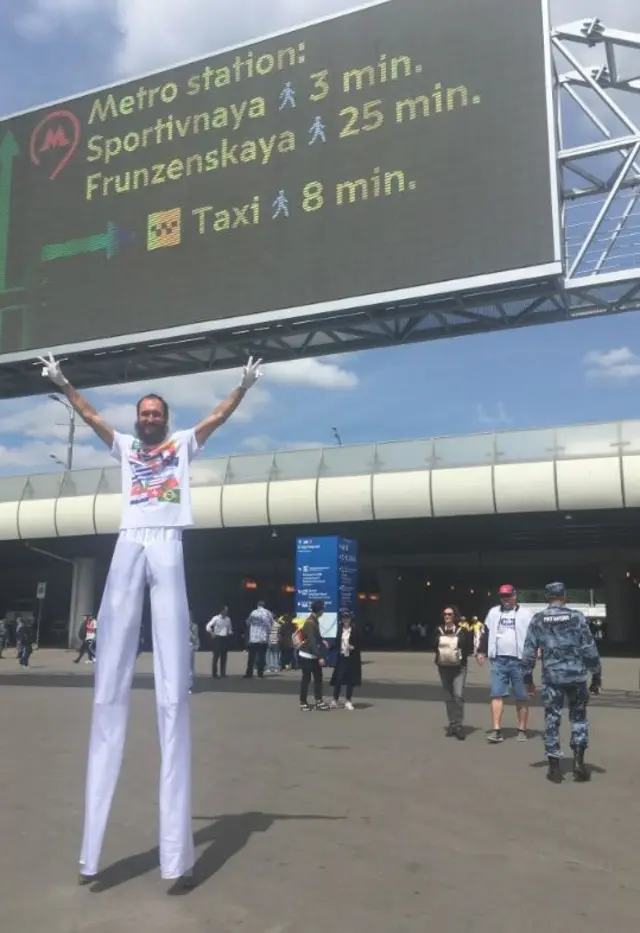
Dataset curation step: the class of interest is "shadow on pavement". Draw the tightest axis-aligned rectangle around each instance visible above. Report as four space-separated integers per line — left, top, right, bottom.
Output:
529 759 607 775
88 811 344 894
2 667 639 710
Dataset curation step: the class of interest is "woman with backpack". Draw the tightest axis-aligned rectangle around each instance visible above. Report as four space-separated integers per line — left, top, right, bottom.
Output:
434 606 476 740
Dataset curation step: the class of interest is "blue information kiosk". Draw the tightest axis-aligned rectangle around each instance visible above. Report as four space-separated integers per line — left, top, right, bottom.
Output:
295 538 358 661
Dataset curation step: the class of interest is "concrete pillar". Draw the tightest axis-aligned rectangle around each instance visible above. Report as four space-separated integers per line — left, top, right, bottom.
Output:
373 569 399 642
602 564 633 647
68 558 97 648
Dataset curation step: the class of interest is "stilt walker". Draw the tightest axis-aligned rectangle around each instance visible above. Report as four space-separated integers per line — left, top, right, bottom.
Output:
39 352 263 886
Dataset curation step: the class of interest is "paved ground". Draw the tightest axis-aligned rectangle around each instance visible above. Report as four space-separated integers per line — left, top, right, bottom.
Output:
1 649 640 933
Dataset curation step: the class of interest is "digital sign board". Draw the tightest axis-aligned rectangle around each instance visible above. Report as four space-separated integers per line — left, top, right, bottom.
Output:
0 0 558 362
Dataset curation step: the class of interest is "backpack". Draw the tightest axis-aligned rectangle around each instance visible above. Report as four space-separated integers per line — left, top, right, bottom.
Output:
437 629 462 666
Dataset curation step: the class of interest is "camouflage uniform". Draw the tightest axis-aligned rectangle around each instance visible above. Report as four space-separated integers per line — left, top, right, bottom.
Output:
522 590 601 760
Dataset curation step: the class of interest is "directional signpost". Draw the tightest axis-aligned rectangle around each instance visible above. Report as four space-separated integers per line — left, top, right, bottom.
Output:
0 0 557 374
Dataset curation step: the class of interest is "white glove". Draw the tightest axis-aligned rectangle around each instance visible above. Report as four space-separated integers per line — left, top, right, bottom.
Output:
38 352 69 387
239 356 263 390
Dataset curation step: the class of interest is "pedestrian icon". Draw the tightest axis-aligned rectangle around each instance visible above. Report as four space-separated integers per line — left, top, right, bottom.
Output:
279 82 296 110
272 190 290 219
309 116 326 145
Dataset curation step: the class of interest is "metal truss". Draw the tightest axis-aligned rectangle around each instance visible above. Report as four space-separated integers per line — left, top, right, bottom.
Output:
1 13 640 399
554 18 640 296
0 276 565 395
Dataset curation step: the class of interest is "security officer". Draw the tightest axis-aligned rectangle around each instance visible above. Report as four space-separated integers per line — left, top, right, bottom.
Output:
521 582 602 784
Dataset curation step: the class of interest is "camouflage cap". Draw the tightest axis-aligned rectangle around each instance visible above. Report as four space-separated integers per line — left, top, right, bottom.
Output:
545 581 566 599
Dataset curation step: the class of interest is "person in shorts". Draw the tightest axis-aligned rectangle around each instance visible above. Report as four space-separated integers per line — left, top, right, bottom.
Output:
477 584 534 743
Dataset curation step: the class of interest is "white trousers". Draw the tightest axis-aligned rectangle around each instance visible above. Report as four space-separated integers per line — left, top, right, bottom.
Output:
79 529 194 880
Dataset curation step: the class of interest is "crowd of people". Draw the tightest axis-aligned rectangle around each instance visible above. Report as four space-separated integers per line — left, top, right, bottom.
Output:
0 614 34 667
432 582 602 783
71 583 603 782
32 352 606 889
193 599 362 710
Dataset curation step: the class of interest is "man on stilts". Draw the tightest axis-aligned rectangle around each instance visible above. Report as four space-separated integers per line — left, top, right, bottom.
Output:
39 352 263 886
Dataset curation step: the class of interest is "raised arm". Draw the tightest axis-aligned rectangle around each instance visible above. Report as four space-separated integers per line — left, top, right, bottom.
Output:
194 357 263 448
39 353 114 448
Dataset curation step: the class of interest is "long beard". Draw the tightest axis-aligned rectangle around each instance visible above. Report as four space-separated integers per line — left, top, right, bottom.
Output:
135 421 167 447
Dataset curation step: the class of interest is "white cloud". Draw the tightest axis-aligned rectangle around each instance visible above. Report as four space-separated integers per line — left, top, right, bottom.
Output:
15 1 639 77
264 358 358 389
552 0 637 29
584 347 640 380
0 396 97 442
241 434 274 452
0 439 109 473
0 356 356 474
92 369 270 422
16 0 104 38
91 357 356 410
475 403 512 427
15 0 359 73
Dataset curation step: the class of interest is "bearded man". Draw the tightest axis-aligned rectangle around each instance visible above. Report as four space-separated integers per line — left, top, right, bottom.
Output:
39 352 262 887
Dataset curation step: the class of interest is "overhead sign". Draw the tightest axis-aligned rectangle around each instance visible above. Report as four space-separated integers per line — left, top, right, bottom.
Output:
0 0 558 362
296 536 359 639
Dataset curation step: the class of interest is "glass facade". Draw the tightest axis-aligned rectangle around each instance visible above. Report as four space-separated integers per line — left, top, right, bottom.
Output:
0 418 636 502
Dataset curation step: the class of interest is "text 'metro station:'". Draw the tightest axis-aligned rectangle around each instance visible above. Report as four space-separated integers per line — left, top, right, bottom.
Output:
0 0 557 370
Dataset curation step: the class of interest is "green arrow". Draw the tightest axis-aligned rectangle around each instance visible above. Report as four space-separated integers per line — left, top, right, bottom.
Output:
0 131 20 292
41 222 119 262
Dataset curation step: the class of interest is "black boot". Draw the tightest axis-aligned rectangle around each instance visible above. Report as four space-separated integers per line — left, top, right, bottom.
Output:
546 757 562 784
572 747 590 782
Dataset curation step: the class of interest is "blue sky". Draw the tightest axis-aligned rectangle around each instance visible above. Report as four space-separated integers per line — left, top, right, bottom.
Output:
0 0 638 474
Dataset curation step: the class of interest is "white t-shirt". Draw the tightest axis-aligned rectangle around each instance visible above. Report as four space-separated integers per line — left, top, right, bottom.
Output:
495 609 518 658
112 429 200 530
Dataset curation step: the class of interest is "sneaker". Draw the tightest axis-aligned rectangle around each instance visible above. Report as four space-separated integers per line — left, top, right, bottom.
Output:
329 699 340 710
300 703 314 711
487 730 504 743
516 730 528 742
344 701 355 711
315 701 331 711
454 726 466 741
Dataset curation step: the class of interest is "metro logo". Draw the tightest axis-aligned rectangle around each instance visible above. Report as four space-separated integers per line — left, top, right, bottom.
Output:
29 108 81 180
39 126 71 152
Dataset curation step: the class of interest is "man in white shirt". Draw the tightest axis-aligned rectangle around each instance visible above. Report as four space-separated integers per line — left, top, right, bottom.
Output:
206 606 233 678
39 351 262 887
477 584 534 744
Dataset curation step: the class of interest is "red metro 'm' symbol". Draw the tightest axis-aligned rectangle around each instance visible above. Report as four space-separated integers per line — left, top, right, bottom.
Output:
30 110 81 180
40 126 71 153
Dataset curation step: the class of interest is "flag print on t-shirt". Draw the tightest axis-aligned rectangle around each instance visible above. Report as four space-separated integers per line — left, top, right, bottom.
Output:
129 439 182 505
